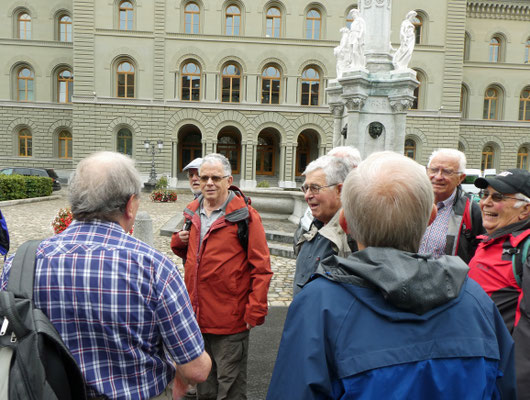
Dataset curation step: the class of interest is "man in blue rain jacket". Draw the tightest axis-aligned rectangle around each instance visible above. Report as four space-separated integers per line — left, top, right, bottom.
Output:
267 152 516 400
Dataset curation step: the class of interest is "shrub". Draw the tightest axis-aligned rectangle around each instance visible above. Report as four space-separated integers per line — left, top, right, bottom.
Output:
257 180 270 188
155 176 168 190
0 175 26 201
0 175 52 201
150 189 178 202
26 176 53 198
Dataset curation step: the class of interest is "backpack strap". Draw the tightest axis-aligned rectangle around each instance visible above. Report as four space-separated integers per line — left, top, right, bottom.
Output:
228 186 251 252
512 237 530 287
7 240 42 300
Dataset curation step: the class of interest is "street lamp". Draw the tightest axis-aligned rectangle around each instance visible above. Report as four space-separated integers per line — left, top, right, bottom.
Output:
144 139 163 190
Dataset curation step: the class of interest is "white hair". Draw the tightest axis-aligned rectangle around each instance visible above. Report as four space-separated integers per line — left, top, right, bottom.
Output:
303 155 350 185
200 153 232 176
327 146 362 170
428 148 466 172
69 151 141 221
342 151 434 253
514 193 530 209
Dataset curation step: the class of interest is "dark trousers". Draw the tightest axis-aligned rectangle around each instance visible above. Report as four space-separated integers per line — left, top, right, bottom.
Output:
196 331 249 400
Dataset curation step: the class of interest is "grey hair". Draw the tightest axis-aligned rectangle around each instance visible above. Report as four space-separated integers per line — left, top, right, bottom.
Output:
428 148 466 172
327 146 362 170
69 151 141 221
342 151 434 253
514 193 530 208
303 155 351 184
200 153 232 176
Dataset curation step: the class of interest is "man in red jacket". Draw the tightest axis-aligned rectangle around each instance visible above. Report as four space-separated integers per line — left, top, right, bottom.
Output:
171 153 272 400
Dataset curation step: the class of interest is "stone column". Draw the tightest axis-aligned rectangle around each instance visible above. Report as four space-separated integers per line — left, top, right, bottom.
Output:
330 104 345 148
169 140 178 188
278 144 286 187
359 0 393 72
344 96 367 154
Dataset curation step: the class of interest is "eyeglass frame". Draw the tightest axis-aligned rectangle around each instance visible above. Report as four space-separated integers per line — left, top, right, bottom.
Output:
199 174 229 183
478 189 526 203
426 167 463 178
300 183 338 195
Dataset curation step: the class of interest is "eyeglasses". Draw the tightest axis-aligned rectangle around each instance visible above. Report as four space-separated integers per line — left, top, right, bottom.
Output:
426 167 462 177
187 171 199 178
199 175 229 183
478 190 523 203
300 183 337 194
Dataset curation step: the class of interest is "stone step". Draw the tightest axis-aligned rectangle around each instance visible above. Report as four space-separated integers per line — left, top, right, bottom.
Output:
265 230 294 244
267 242 296 259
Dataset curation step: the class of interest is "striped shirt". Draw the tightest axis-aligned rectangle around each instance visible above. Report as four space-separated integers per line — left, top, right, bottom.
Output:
1 219 204 400
419 190 457 258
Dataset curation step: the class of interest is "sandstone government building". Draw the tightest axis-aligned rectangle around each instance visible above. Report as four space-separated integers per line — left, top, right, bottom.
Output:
1 0 529 188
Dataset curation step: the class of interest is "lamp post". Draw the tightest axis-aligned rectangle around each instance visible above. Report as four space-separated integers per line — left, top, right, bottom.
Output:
143 139 163 191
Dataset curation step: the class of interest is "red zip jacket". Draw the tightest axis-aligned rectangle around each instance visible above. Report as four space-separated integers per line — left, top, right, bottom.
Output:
171 190 272 335
469 219 530 399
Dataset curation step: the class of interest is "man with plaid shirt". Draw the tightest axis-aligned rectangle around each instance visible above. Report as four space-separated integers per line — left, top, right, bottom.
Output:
0 151 211 400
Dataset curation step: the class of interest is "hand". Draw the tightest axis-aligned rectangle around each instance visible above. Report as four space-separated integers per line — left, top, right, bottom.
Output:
179 230 190 244
172 374 188 400
246 323 254 330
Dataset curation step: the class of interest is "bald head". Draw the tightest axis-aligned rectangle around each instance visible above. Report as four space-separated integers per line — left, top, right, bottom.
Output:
69 151 141 221
341 151 434 252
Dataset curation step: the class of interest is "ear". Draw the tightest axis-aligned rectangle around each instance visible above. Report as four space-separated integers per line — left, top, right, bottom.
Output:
336 183 343 195
458 173 466 185
519 202 530 220
428 203 438 226
227 175 234 186
339 209 349 234
125 195 136 220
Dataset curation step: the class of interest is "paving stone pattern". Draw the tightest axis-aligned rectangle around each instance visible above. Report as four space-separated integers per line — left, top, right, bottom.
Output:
0 189 295 305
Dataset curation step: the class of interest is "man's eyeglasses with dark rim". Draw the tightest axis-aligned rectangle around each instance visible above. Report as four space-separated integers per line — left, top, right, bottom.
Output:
199 175 229 183
478 190 527 203
300 183 338 195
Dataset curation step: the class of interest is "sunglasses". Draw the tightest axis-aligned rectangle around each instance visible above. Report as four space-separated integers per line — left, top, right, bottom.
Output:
478 190 522 203
199 175 229 183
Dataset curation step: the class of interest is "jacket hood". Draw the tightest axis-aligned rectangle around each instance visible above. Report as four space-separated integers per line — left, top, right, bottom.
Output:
315 247 469 316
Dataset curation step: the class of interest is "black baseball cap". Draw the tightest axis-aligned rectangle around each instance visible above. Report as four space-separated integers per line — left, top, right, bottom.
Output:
474 169 530 198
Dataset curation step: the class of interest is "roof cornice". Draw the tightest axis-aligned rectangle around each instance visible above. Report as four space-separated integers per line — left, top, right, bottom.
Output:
467 1 530 20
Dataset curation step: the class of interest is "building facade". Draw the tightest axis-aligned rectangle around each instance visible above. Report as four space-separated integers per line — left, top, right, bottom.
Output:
1 0 529 187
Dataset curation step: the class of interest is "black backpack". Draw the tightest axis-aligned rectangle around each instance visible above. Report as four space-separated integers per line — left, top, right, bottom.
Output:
0 240 87 400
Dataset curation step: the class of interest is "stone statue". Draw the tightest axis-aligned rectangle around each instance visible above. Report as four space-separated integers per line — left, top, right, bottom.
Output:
348 9 366 71
392 11 417 72
334 27 351 79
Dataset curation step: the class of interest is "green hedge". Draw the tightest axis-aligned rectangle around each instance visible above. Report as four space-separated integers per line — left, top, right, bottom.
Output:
0 175 53 201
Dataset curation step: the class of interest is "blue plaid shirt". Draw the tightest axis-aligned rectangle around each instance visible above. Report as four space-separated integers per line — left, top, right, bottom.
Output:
1 220 204 399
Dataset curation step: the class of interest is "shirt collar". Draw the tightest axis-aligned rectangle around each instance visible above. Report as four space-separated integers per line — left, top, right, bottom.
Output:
439 189 457 209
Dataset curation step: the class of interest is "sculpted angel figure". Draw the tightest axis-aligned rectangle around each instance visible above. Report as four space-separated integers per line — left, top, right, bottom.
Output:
392 11 417 71
348 9 366 71
334 27 352 79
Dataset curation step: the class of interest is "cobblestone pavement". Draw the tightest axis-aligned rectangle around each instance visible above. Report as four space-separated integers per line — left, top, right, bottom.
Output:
0 189 294 305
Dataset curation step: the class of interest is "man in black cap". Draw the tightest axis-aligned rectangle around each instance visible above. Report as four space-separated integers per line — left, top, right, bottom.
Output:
468 168 530 398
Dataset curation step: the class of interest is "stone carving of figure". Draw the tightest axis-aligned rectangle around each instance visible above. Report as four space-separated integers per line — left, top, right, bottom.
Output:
334 27 351 79
348 9 366 71
392 11 417 72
